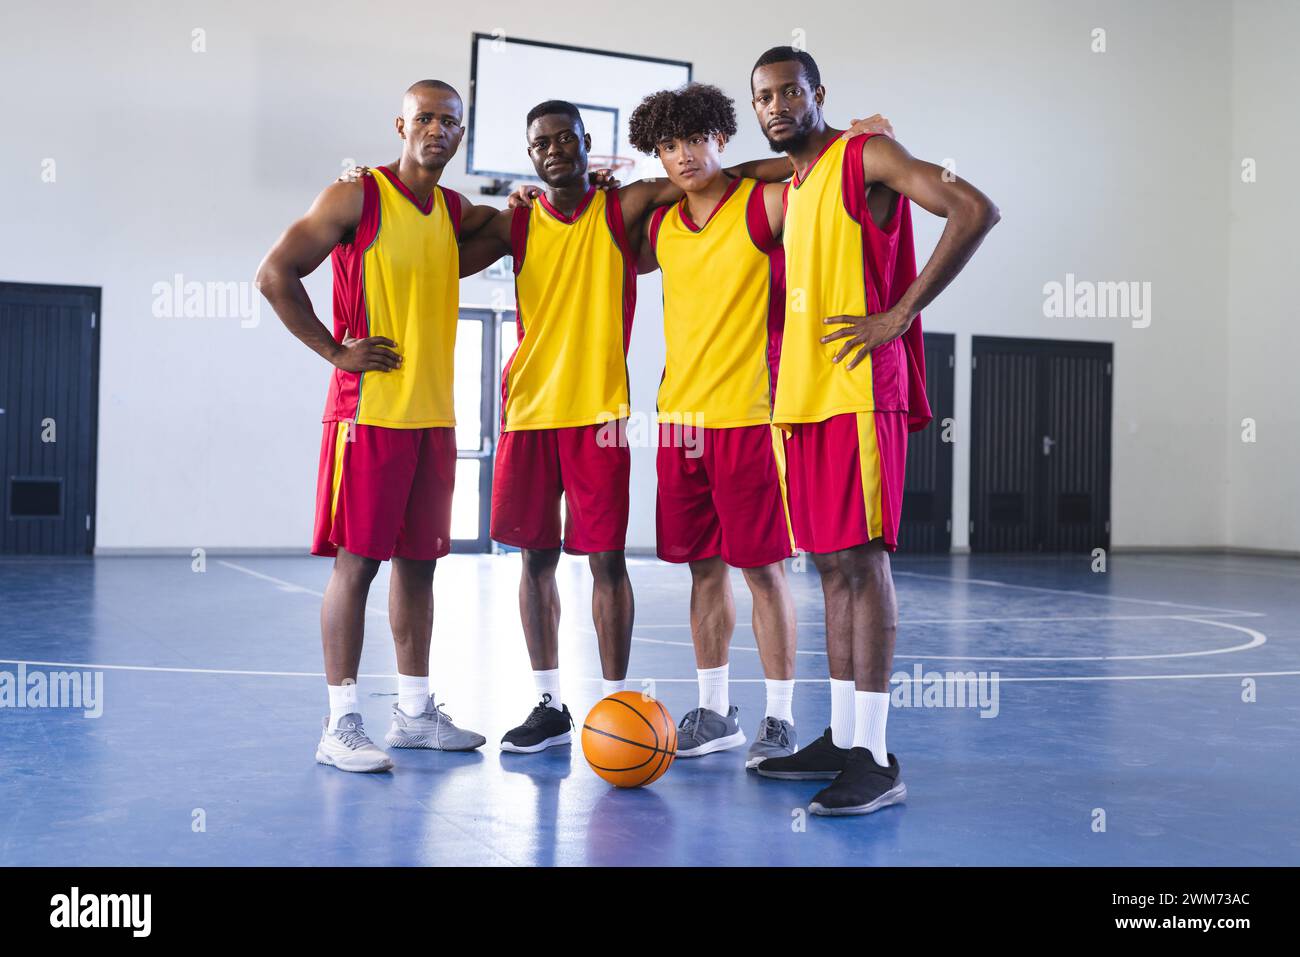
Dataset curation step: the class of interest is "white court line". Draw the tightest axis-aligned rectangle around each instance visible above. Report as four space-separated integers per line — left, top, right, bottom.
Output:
219 557 1265 622
1 658 1297 684
189 557 1279 678
218 560 390 618
639 671 1300 683
630 616 1267 662
891 570 1263 617
630 611 1263 629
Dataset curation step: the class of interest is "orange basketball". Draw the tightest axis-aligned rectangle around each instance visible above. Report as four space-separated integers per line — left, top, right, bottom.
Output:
581 691 677 788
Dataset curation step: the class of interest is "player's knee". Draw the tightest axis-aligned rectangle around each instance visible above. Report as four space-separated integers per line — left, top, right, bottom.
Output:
334 550 380 586
812 550 843 582
741 560 785 593
521 547 560 581
830 543 884 589
688 557 728 588
392 556 437 585
588 549 628 586
857 541 892 585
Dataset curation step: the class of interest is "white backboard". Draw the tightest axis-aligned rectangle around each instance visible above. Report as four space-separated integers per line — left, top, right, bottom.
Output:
467 33 692 184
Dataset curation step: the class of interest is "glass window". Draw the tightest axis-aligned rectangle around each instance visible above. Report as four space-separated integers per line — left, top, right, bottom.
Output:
451 460 480 541
454 318 483 452
499 315 519 382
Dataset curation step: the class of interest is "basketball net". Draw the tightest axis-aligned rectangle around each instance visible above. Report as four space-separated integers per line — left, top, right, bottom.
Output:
588 154 638 179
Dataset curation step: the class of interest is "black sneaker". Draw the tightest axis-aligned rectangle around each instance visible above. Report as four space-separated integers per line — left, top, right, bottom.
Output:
500 694 574 753
808 748 906 816
754 727 850 780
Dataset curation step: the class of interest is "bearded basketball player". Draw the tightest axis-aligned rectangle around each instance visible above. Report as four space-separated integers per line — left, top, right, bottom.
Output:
747 47 1000 815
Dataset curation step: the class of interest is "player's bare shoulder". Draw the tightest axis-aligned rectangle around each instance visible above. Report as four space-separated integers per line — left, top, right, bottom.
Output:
311 178 367 231
858 131 911 174
616 176 680 228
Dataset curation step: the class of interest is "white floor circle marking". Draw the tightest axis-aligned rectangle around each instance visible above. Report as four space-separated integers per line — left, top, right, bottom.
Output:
631 611 1262 629
630 616 1266 662
0 658 1296 684
890 570 1263 617
21 558 1218 682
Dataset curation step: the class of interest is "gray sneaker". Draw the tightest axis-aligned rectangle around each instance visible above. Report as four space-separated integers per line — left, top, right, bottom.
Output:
385 695 486 751
316 713 393 773
745 716 797 769
676 706 746 757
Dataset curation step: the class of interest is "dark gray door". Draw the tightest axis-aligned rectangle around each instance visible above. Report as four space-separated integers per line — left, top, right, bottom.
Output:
970 336 1112 553
900 332 955 553
0 283 101 555
1041 348 1113 551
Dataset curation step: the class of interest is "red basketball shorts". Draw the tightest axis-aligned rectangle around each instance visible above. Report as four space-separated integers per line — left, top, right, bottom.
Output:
490 422 630 555
312 422 456 561
782 411 909 554
656 423 795 568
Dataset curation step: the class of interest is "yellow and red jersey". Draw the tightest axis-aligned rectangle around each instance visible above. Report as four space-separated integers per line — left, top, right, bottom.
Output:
324 166 462 429
502 187 636 431
649 176 784 428
774 133 931 432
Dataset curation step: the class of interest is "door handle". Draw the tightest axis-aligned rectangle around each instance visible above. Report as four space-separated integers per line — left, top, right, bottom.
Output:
1042 435 1056 456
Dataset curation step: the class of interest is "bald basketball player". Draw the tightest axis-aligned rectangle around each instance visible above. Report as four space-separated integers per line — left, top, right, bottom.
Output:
458 99 803 753
256 80 509 772
620 83 891 767
744 48 1000 815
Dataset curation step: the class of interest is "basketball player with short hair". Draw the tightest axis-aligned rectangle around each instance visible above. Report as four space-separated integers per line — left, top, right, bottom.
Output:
622 83 891 767
257 80 508 772
744 48 999 814
461 99 803 753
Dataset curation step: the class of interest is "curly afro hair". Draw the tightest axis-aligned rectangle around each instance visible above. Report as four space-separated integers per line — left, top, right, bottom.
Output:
628 83 738 156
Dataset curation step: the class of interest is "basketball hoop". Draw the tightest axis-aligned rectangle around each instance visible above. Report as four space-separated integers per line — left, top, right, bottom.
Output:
588 154 638 181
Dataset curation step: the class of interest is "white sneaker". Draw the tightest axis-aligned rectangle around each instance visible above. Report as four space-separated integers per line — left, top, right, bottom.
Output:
385 695 486 751
315 712 393 772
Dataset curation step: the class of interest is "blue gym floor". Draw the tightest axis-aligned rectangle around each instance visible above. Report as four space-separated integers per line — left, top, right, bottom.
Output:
1 551 1297 866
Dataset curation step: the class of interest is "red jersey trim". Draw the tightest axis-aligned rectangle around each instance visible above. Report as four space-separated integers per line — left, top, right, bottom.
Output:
764 244 787 410
841 132 902 236
604 189 637 353
503 206 532 427
838 132 933 433
744 178 785 405
439 187 463 237
377 165 435 215
744 181 779 254
678 175 743 232
510 206 531 275
648 203 669 252
841 133 890 316
324 175 382 423
538 186 596 224
791 135 841 188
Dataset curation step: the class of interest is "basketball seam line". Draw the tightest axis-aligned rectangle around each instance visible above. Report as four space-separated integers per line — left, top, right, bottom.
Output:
581 723 676 756
606 695 661 749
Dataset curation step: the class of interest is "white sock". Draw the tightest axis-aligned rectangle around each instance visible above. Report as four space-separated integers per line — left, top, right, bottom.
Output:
601 677 627 698
853 690 890 766
397 673 429 718
327 682 359 728
765 678 795 723
697 663 729 714
534 668 562 710
829 678 856 749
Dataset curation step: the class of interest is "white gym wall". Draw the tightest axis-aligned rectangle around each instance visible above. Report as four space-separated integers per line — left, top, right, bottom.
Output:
1 0 1293 553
